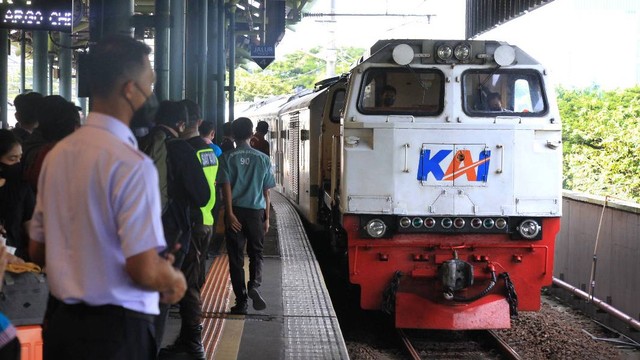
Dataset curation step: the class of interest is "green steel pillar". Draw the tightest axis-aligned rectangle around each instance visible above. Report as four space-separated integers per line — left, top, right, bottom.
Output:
228 5 235 123
185 0 199 101
198 0 207 108
217 0 225 131
32 31 48 94
155 0 170 101
89 0 134 41
169 0 185 100
1 30 7 129
206 0 219 125
59 33 73 100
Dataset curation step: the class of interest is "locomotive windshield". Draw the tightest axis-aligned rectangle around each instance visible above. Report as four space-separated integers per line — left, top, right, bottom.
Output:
358 68 444 116
462 69 548 116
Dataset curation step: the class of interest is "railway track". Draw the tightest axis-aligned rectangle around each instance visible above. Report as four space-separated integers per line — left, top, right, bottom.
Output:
397 328 522 360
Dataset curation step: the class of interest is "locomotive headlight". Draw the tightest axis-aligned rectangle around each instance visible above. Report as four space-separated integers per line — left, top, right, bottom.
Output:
518 219 540 239
454 43 471 61
399 217 411 228
471 218 482 229
454 218 465 229
412 217 424 228
441 218 453 229
436 44 453 61
365 219 387 238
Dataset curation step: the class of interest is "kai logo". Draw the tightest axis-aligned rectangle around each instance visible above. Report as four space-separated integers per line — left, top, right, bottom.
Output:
417 148 491 183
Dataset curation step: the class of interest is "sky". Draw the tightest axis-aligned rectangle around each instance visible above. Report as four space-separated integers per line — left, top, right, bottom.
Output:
278 0 466 55
276 0 640 90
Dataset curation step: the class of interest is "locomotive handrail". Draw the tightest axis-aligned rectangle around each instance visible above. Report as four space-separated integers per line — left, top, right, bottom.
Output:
402 143 410 173
496 144 504 174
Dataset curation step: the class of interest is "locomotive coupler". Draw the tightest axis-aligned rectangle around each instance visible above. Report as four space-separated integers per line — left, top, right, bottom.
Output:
439 252 474 300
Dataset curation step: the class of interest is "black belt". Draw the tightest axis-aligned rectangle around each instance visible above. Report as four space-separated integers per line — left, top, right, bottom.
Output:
58 301 156 323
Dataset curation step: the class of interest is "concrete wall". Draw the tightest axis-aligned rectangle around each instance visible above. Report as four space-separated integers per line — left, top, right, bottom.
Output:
554 191 640 342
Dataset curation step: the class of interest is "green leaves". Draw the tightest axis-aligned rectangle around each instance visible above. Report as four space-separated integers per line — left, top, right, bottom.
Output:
235 46 364 102
560 86 640 202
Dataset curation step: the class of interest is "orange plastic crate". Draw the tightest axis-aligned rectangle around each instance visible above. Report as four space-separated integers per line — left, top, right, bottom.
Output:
15 325 43 360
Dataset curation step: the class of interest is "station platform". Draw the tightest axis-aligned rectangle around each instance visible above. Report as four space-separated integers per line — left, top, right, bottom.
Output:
160 191 349 359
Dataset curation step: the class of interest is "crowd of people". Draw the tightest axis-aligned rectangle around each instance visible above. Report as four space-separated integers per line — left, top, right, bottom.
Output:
0 35 275 359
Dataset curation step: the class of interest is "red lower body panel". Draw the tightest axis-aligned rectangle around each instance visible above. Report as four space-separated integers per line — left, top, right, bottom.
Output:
394 277 510 329
344 215 561 330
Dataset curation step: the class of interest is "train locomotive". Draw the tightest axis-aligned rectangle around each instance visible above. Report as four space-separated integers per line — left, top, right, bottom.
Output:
241 39 562 330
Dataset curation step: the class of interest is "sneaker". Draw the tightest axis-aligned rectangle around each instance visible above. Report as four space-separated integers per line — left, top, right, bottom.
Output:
248 287 266 310
230 301 248 315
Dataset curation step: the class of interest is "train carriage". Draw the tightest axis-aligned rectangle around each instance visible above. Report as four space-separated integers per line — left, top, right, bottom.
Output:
242 39 562 330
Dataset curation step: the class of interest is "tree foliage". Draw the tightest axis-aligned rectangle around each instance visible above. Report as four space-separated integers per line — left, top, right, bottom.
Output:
559 86 640 202
235 46 364 102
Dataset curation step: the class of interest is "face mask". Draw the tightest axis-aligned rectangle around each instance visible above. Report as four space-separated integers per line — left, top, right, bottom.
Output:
0 162 23 182
129 84 159 130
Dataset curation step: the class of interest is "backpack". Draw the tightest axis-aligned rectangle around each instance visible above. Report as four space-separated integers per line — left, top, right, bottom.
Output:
139 127 175 214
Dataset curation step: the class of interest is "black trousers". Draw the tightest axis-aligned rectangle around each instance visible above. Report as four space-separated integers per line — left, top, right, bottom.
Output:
178 222 213 329
43 299 156 360
225 207 266 303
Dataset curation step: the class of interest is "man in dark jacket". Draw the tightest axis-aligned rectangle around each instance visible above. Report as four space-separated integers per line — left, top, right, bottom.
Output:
160 99 217 359
139 100 210 350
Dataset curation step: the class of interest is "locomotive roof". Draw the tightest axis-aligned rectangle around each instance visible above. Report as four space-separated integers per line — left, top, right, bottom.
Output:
358 39 541 67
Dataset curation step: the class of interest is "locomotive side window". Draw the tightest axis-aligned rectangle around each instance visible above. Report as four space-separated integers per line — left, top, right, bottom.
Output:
358 68 444 116
462 69 548 116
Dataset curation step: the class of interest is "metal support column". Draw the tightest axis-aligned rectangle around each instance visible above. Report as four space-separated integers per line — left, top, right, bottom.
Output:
20 32 25 93
1 30 8 128
228 5 235 123
59 33 73 100
155 0 170 100
185 0 200 101
89 0 134 41
205 0 218 125
32 31 48 94
216 0 226 134
198 0 207 108
169 0 185 100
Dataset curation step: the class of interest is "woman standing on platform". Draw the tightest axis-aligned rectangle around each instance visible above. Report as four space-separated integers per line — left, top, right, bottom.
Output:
0 129 34 262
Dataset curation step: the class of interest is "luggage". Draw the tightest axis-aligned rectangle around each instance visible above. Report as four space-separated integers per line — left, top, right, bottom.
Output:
0 272 48 326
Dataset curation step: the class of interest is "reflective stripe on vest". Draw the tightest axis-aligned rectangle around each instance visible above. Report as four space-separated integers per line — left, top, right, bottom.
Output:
197 148 218 225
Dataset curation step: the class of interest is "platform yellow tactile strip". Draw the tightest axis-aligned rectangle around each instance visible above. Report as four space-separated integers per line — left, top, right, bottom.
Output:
201 254 232 359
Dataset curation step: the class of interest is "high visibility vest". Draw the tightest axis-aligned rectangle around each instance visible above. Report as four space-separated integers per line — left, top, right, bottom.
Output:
196 148 218 226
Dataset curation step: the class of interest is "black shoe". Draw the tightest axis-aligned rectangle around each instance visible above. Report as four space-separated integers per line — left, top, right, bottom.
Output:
159 336 205 360
230 301 248 314
248 287 266 310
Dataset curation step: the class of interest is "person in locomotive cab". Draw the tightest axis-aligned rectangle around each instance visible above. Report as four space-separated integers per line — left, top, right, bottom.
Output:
250 120 270 156
28 35 187 359
377 85 397 107
486 92 509 111
219 117 276 315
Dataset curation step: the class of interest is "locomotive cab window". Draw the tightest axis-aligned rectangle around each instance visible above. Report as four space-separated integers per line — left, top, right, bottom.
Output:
358 68 444 116
462 69 548 116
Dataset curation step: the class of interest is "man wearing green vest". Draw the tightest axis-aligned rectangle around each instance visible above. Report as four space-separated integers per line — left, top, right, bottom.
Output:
160 100 218 360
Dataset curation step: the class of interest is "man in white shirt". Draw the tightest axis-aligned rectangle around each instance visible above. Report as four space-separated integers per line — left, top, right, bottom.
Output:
29 35 186 360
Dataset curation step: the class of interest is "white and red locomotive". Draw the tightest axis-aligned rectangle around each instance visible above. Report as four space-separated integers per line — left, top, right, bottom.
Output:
242 39 562 329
